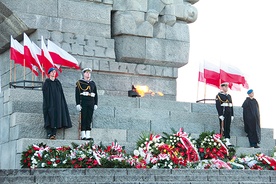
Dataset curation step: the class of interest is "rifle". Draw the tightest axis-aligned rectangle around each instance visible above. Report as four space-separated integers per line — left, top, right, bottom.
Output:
78 112 81 140
220 120 224 137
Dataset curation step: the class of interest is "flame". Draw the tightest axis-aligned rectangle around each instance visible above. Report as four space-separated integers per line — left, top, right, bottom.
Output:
134 85 164 97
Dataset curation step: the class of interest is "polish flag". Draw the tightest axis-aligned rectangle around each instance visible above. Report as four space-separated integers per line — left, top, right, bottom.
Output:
39 36 61 77
47 40 80 69
31 41 45 75
203 61 220 88
10 36 24 65
220 62 246 85
10 36 39 76
23 33 43 75
198 62 205 83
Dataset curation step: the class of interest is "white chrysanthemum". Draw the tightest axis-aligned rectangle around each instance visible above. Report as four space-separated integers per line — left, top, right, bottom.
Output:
53 163 57 167
62 160 67 164
32 159 37 164
146 138 149 141
177 137 180 141
133 150 140 156
50 158 55 162
141 143 144 147
214 142 217 146
170 136 173 139
41 163 46 168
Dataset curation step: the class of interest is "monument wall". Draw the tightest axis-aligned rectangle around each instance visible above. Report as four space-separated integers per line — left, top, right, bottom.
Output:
0 0 198 99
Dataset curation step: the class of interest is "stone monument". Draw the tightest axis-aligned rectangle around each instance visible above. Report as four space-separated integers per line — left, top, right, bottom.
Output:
0 0 201 169
0 0 199 99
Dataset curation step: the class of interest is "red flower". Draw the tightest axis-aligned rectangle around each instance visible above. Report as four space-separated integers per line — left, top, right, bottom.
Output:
206 148 210 153
47 161 52 165
199 148 204 153
212 148 217 154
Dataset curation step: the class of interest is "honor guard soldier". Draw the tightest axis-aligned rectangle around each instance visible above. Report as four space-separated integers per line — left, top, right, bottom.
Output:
215 82 234 147
75 68 98 140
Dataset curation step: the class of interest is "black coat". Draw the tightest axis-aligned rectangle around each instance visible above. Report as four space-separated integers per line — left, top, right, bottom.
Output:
242 97 261 143
42 78 72 129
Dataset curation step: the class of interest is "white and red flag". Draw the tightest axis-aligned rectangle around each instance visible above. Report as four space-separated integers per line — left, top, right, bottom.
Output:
39 36 61 77
47 40 80 69
23 33 43 76
220 62 247 86
198 61 249 90
10 35 39 76
198 61 220 88
10 36 24 65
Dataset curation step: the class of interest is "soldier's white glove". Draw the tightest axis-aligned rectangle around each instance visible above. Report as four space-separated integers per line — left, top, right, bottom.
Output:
231 116 234 122
219 115 224 121
76 104 82 112
94 105 98 110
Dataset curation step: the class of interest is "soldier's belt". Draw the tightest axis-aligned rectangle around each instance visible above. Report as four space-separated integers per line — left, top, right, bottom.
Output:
221 103 233 107
80 92 95 97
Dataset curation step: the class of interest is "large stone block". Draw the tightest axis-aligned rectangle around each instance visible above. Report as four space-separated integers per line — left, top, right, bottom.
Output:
115 36 189 68
1 0 58 17
58 0 112 24
113 0 147 11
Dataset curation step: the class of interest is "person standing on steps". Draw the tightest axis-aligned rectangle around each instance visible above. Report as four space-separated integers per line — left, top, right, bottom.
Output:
242 89 261 148
42 67 72 140
215 82 234 147
75 68 98 140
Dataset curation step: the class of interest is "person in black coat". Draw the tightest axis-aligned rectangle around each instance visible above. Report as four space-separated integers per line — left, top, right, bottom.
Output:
75 68 98 140
215 82 234 147
242 89 261 148
42 68 72 139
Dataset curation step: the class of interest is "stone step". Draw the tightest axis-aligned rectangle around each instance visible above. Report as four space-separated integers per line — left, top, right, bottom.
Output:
9 111 274 143
0 169 275 184
5 88 243 117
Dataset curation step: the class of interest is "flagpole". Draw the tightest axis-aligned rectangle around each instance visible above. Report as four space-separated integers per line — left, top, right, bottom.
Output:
10 60 12 83
23 59 26 80
14 65 16 82
204 82 207 103
196 79 199 102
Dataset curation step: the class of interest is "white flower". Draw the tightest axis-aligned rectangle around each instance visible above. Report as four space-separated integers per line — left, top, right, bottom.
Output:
146 138 149 141
141 144 144 147
170 140 173 142
177 137 180 141
133 150 140 156
53 163 57 167
170 136 173 139
214 142 217 146
62 160 67 164
41 163 46 168
174 140 176 142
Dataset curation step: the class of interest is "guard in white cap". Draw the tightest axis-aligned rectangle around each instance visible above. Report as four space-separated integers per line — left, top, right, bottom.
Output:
215 82 234 147
75 67 98 140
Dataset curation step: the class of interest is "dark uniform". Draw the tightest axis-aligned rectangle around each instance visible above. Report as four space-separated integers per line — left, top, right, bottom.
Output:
215 92 234 139
242 89 261 148
43 70 72 140
75 78 98 135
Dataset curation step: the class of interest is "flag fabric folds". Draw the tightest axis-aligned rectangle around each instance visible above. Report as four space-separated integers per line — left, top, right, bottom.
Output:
23 33 44 76
40 36 61 77
10 35 39 76
198 61 249 90
47 40 80 69
10 33 80 77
